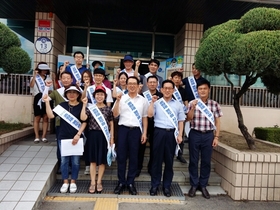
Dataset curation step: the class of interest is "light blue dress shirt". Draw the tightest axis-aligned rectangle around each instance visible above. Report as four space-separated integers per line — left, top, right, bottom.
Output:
153 98 185 129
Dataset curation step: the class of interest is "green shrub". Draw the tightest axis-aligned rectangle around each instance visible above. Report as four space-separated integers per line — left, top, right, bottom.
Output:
254 127 280 144
1 46 31 74
0 121 31 135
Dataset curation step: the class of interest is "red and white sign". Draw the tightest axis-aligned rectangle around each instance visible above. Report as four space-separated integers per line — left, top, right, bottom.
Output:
38 20 51 33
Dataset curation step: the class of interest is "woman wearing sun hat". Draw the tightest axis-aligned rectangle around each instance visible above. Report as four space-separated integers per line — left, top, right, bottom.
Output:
30 62 51 143
43 85 87 193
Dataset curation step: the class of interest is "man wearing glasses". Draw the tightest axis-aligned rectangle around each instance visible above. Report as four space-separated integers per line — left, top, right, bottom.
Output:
112 76 148 195
64 51 88 85
148 80 185 197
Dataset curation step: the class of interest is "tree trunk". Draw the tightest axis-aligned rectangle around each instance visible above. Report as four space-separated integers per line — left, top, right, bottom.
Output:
233 95 256 150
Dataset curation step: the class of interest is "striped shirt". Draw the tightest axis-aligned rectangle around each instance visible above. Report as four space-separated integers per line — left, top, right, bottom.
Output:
187 99 223 131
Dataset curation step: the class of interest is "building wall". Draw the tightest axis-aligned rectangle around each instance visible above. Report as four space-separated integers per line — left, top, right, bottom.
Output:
34 12 66 73
175 23 203 77
221 106 280 135
0 95 33 124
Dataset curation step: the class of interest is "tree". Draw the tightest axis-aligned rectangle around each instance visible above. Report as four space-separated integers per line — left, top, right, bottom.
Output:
195 7 280 150
0 22 31 74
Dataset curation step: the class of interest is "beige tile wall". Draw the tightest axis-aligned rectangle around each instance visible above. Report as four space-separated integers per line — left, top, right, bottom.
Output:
32 12 66 132
34 12 66 74
175 23 203 78
213 142 280 201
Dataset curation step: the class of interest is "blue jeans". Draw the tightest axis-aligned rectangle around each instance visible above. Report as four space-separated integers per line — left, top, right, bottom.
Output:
58 139 80 180
55 126 61 167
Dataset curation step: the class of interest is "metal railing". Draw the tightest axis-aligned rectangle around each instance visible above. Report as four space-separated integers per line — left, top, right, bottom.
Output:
1 73 279 108
211 85 280 108
0 73 32 95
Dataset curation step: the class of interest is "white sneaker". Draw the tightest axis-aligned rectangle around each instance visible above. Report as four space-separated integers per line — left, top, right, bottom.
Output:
60 183 69 193
84 166 90 175
70 183 77 193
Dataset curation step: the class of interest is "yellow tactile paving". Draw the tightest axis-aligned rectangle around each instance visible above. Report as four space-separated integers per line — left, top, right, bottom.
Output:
44 196 181 210
119 198 181 204
44 196 97 202
93 198 118 210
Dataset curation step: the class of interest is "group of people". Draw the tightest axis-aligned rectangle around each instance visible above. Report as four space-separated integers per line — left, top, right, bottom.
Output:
30 51 222 199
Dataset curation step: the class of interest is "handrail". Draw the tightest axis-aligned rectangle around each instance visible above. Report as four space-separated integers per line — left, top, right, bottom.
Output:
210 85 280 108
1 73 279 108
0 73 32 95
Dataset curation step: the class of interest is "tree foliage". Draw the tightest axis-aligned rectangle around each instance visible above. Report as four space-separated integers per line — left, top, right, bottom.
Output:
0 23 20 52
1 46 31 74
195 7 280 149
0 22 31 74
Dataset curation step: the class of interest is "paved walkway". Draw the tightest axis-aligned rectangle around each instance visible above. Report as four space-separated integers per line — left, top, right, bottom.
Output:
39 195 280 210
1 134 280 210
0 134 57 210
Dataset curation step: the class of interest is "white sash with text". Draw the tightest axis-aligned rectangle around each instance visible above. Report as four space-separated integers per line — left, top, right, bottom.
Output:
196 99 216 130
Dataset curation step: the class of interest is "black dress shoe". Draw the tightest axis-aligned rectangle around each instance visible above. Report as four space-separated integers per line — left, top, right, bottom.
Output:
200 187 210 199
114 183 125 194
163 188 171 197
128 184 137 195
188 186 197 197
149 187 158 196
177 156 187 163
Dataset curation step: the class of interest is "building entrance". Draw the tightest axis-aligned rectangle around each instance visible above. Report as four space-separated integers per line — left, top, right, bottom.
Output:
88 54 156 82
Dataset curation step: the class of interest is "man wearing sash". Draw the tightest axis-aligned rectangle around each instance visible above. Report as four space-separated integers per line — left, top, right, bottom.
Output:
92 61 112 89
116 54 140 79
182 63 205 102
45 71 73 174
171 71 188 164
148 80 185 197
137 59 163 93
65 51 88 85
112 76 148 195
82 68 113 107
187 79 222 199
137 75 163 177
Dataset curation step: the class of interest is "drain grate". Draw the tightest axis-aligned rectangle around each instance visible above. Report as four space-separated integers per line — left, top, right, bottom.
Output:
48 180 185 199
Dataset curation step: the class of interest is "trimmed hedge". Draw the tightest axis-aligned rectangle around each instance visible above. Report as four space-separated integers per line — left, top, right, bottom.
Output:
254 127 280 144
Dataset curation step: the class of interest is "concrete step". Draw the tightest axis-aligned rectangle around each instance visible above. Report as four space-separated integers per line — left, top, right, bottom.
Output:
79 158 216 171
56 169 222 185
58 143 222 187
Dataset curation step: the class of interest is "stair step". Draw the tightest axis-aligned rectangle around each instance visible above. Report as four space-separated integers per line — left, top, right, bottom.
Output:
79 158 216 171
56 170 221 185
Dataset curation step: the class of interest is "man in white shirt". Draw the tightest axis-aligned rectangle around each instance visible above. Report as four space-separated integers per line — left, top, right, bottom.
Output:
112 76 148 195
